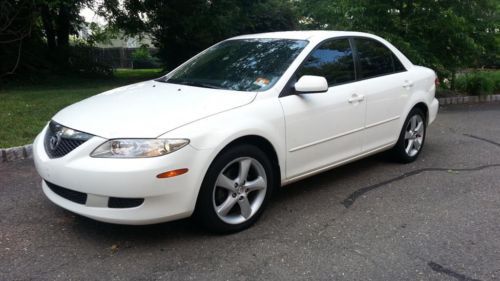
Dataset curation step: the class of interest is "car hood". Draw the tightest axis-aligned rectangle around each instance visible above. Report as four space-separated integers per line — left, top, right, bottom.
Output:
52 80 256 139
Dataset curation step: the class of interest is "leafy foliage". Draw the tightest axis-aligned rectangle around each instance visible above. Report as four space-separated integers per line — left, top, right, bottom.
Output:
99 0 298 70
0 0 498 80
0 0 113 80
0 0 39 77
455 71 500 95
298 0 499 82
131 45 151 61
131 45 160 69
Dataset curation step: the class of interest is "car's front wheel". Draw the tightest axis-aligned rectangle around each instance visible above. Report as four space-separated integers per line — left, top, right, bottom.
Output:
391 108 426 163
195 144 275 233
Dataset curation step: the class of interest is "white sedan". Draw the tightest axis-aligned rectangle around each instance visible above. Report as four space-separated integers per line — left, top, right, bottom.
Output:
33 31 439 232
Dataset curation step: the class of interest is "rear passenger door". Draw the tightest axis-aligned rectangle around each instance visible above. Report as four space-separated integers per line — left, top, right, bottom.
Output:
353 37 411 152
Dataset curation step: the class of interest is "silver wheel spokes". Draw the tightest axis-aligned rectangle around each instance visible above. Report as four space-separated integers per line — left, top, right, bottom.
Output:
404 115 424 157
213 157 267 224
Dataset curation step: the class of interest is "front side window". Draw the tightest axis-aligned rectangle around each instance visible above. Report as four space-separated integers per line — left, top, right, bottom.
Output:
297 39 355 86
160 39 308 92
355 38 406 79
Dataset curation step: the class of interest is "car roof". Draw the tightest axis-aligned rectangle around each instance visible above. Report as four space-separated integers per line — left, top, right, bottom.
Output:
230 30 377 41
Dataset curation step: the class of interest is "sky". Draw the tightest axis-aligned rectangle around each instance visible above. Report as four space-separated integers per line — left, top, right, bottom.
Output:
80 7 107 25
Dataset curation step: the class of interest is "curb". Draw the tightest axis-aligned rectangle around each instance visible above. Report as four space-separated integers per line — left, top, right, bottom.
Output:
438 94 500 105
0 95 499 163
1 144 33 163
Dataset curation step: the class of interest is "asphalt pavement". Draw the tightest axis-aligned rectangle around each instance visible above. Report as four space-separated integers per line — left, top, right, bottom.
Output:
1 102 499 281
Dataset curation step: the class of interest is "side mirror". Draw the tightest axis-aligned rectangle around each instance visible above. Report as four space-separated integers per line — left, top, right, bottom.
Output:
294 75 328 94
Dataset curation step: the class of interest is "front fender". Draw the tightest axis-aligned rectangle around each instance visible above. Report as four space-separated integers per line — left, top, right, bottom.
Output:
160 98 287 181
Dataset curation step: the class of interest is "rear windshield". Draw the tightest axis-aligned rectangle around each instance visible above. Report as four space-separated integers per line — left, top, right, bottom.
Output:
159 39 308 92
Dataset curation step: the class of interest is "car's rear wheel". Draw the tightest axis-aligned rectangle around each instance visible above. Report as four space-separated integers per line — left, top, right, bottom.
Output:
195 144 275 233
391 108 426 163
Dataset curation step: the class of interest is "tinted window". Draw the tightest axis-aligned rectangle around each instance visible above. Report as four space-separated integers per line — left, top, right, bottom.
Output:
298 39 355 86
355 38 404 79
161 39 308 92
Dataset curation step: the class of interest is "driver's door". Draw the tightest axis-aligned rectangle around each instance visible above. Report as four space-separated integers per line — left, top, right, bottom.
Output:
279 38 366 179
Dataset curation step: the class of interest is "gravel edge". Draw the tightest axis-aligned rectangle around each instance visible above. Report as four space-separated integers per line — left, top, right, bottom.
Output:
1 94 499 163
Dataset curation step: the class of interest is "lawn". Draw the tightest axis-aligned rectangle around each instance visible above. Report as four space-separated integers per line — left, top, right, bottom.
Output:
0 69 164 148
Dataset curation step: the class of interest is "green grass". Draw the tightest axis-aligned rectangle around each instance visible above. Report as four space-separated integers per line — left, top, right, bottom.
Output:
0 69 164 148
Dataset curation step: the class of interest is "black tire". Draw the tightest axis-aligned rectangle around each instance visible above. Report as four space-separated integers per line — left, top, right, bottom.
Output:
194 144 275 233
391 108 427 163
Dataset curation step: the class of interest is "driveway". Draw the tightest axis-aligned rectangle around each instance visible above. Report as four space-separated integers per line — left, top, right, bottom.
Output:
1 102 499 281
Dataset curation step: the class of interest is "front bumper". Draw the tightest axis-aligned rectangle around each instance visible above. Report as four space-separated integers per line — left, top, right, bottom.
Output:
33 126 213 225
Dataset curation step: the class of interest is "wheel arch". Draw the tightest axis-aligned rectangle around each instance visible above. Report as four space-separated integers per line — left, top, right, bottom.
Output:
412 102 429 124
214 135 282 189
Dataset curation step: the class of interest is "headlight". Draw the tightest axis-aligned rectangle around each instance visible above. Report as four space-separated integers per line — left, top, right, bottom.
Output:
90 139 190 158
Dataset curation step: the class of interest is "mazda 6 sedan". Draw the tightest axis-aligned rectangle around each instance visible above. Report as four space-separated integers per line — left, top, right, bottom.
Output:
33 31 439 233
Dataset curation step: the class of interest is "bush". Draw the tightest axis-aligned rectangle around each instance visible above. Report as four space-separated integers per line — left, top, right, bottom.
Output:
131 46 160 69
455 71 499 96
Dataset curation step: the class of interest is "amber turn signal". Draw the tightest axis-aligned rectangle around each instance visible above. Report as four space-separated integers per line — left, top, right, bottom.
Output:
156 168 188 179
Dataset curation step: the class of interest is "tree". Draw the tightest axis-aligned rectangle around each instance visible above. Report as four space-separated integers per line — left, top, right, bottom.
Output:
0 0 113 79
298 0 499 85
38 0 91 65
100 0 298 70
0 0 36 77
2 0 497 79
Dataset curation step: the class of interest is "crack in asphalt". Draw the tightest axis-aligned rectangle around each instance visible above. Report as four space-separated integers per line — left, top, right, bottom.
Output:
463 134 500 148
428 261 482 281
341 164 500 208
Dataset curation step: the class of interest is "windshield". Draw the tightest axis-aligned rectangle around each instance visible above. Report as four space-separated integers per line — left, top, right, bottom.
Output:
159 39 308 92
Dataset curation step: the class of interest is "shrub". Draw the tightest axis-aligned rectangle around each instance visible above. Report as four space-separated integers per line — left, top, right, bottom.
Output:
131 45 152 61
131 46 160 69
455 71 499 96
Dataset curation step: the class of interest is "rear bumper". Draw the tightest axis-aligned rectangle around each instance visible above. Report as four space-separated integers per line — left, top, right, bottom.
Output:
428 98 439 125
33 126 214 225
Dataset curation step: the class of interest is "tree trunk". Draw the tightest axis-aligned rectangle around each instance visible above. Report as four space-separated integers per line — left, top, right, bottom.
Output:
40 4 56 51
55 4 70 48
55 3 71 66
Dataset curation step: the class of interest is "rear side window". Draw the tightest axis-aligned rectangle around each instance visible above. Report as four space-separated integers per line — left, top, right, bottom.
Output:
355 38 406 79
297 39 355 86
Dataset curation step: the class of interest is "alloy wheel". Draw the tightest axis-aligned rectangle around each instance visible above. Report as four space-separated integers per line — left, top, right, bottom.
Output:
212 157 267 225
404 115 425 157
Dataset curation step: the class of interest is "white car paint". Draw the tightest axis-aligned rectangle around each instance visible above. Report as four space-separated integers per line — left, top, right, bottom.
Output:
53 81 256 139
33 31 439 225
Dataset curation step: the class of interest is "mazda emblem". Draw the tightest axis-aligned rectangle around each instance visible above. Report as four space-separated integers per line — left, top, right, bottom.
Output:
49 133 61 151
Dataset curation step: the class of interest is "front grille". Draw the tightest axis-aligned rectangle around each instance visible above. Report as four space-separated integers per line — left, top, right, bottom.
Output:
108 197 144 208
44 121 92 158
45 180 87 204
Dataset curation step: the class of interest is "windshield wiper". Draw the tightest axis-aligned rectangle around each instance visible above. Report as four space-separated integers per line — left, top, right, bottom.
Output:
188 82 224 89
161 79 224 90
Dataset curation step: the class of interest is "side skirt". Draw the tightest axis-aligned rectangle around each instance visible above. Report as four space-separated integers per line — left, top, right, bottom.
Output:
281 142 396 186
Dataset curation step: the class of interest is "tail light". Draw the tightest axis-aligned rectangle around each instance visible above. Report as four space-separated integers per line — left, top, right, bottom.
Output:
435 77 440 87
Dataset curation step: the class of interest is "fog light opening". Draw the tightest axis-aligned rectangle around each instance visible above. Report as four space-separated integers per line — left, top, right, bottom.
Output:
156 168 189 179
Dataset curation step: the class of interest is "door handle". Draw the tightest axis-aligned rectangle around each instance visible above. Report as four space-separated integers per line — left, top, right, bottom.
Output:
403 80 414 88
348 94 364 103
